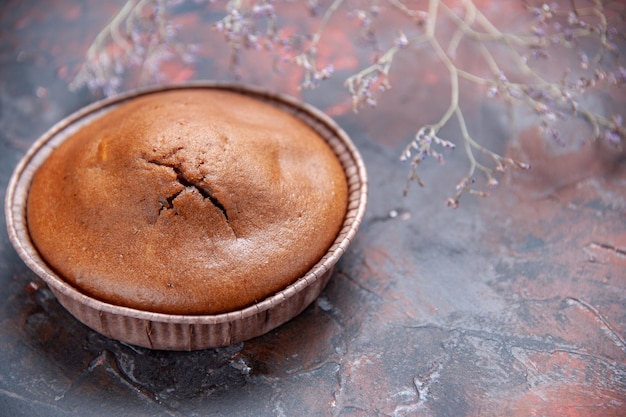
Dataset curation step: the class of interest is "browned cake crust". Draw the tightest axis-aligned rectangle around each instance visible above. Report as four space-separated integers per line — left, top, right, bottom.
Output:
26 89 348 315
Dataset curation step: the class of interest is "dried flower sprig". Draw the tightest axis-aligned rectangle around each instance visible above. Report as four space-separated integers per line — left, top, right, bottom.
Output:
70 0 196 96
70 0 625 206
387 0 622 204
400 125 457 187
213 0 280 78
212 0 339 87
347 0 537 204
291 0 343 89
344 33 411 110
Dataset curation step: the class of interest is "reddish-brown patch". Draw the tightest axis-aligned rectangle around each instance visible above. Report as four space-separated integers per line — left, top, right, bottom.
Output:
314 27 360 73
504 350 625 417
159 61 195 83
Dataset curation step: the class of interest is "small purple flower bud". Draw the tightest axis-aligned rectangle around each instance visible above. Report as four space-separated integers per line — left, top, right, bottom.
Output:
563 28 573 41
446 198 459 208
604 130 621 145
487 177 499 189
579 52 589 69
508 88 523 99
395 32 409 48
567 12 577 25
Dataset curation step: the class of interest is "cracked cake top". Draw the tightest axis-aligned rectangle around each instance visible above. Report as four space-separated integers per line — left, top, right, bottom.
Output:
26 89 348 315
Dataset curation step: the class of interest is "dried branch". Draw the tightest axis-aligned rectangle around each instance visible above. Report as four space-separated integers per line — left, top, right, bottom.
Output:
69 0 626 206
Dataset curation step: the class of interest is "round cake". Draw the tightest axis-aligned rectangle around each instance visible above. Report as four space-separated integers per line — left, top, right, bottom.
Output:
26 89 348 315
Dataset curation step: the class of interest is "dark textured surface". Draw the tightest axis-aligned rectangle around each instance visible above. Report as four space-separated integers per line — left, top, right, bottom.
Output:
1 1 625 416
